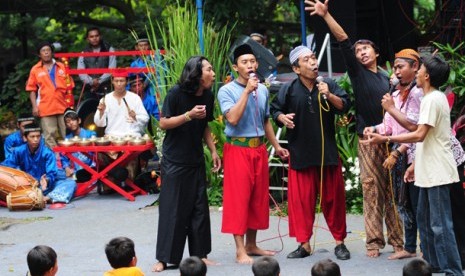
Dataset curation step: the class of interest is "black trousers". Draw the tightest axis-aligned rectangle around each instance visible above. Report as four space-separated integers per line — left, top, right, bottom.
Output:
156 159 211 264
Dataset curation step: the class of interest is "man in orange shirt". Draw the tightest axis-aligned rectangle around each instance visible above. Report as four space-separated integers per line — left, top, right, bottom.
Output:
26 42 74 148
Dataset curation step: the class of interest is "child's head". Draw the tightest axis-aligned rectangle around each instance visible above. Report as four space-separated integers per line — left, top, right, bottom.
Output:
63 108 81 132
179 256 206 276
27 245 58 276
105 237 137 269
403 258 432 276
311 259 341 276
252 256 280 276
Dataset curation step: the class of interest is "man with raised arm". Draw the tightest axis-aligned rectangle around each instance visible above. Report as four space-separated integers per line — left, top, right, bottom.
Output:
306 0 404 258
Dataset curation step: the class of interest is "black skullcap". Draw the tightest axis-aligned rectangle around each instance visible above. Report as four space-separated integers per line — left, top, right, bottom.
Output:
128 74 146 85
23 122 41 133
17 113 35 122
37 41 54 54
233 44 255 61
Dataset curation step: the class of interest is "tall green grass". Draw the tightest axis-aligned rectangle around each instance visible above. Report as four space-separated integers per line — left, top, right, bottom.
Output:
140 1 234 205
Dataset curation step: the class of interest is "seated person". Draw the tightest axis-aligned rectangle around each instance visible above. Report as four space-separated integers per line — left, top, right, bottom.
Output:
104 237 144 276
61 108 96 183
1 123 76 203
129 36 160 120
129 74 159 121
252 256 280 276
3 113 35 160
179 256 207 276
94 70 149 138
311 259 341 276
403 258 432 276
94 70 150 184
27 245 58 276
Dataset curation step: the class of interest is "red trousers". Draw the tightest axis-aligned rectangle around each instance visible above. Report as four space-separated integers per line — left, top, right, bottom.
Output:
221 143 269 235
288 161 347 242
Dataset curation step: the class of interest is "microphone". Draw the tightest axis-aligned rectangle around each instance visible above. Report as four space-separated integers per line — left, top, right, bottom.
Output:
249 72 257 97
316 76 328 102
390 76 400 93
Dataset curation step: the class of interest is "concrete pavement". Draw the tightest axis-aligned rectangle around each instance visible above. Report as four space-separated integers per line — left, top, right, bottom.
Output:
0 192 431 275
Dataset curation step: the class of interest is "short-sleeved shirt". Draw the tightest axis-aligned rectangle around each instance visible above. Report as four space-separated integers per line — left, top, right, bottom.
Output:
26 60 74 117
104 266 144 276
161 84 214 166
339 39 389 134
415 90 459 187
217 81 269 137
270 77 351 169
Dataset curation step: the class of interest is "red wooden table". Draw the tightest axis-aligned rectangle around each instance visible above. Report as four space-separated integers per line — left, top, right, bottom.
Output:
53 143 153 201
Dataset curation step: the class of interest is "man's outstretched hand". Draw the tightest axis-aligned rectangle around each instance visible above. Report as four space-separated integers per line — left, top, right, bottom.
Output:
305 0 329 17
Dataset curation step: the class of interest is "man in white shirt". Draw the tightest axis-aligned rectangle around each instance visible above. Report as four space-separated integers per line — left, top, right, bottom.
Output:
94 70 149 137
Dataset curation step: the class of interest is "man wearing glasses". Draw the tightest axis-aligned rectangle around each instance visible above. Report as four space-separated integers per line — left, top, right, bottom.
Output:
270 45 351 260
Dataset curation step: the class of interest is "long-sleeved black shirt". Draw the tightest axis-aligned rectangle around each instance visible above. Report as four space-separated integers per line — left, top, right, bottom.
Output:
271 77 351 170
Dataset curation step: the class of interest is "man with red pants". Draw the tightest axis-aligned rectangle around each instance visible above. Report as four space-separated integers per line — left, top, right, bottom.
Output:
270 45 351 260
218 44 289 264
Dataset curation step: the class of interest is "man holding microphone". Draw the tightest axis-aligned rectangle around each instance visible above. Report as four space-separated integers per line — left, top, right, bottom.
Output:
270 45 351 260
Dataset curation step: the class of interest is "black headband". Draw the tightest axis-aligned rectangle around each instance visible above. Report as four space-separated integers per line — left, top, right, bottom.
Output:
17 117 35 122
24 127 41 132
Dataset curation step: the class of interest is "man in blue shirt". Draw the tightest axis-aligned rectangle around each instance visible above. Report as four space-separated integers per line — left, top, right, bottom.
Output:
3 113 36 160
129 37 161 120
2 123 57 198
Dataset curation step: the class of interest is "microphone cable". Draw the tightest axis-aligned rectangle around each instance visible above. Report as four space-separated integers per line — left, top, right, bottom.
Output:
381 93 404 238
311 84 332 254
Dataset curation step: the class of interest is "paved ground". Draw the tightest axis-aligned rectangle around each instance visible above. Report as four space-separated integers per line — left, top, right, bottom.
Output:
0 192 443 275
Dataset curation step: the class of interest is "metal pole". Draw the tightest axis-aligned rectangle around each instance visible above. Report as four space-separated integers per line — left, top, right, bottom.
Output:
326 36 333 78
300 0 307 46
196 0 204 54
317 33 333 77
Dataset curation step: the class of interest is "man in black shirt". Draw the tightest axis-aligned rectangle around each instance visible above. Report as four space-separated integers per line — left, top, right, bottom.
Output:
307 0 404 258
153 56 221 272
271 45 351 260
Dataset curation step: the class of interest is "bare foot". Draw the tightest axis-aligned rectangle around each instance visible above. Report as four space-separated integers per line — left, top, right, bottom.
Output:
366 249 380 258
202 258 218 266
152 261 166 272
245 245 276 256
236 251 254 264
388 250 416 260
